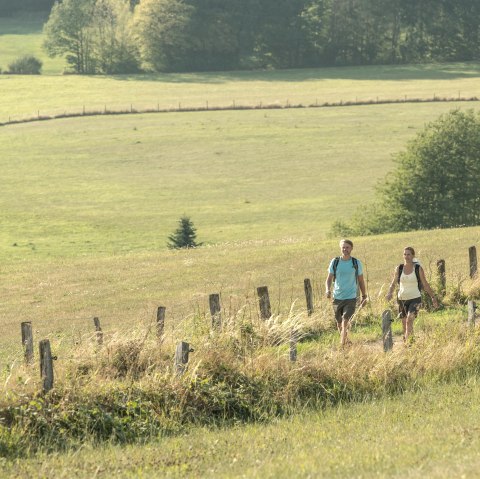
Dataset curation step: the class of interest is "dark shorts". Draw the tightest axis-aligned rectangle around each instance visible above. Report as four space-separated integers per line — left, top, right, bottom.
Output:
333 298 357 323
398 297 422 318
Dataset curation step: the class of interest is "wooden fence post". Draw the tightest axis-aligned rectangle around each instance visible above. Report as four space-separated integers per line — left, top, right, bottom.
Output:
21 321 34 365
469 246 477 279
93 317 103 345
468 300 476 326
289 330 297 362
382 310 393 352
156 306 166 338
257 286 271 320
436 259 446 298
209 294 221 329
175 341 192 375
304 279 314 316
39 339 54 393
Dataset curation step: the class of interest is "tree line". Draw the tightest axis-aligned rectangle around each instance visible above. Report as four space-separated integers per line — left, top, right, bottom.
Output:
40 0 480 74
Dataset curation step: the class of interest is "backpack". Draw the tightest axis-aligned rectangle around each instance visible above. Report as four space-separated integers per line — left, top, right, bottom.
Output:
398 263 422 291
333 256 359 284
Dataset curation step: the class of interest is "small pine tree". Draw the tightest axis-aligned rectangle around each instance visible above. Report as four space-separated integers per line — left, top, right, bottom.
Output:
167 216 201 249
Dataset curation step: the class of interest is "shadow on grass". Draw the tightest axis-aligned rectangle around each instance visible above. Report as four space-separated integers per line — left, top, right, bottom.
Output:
107 63 480 84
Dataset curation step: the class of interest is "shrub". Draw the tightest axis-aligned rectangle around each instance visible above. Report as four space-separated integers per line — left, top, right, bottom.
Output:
332 109 480 236
167 216 202 249
7 55 42 74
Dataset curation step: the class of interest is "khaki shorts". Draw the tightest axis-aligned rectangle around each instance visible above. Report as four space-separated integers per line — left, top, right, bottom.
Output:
333 298 357 323
398 297 422 318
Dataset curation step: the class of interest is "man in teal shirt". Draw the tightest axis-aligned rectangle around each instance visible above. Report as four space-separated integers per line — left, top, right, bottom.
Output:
325 239 367 347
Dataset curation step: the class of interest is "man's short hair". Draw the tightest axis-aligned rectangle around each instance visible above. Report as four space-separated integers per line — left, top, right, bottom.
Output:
340 239 353 248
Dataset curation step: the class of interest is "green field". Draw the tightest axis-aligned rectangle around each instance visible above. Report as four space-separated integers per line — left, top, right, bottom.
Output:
2 12 480 476
0 11 480 123
2 102 480 357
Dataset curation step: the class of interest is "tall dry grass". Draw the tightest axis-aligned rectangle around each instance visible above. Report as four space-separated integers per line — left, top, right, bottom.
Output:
1 293 479 457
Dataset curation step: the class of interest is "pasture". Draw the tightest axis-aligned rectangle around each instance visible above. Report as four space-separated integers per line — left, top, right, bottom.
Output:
2 11 480 476
0 12 480 123
2 101 480 365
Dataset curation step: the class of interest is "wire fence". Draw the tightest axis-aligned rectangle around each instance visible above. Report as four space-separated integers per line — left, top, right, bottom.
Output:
1 93 479 127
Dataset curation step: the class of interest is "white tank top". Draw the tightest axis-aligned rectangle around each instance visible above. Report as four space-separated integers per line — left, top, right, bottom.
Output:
398 269 421 300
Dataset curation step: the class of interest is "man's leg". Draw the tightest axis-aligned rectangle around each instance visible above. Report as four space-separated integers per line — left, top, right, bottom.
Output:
333 300 343 336
341 300 356 347
340 317 349 346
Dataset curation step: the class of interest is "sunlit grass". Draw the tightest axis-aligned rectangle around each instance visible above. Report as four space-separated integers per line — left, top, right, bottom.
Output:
4 378 475 479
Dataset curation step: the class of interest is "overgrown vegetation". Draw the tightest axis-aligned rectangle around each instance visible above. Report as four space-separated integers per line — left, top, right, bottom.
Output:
1 286 480 459
332 109 480 236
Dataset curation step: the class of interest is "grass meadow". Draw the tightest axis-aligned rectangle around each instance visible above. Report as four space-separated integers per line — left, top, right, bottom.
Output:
2 11 480 477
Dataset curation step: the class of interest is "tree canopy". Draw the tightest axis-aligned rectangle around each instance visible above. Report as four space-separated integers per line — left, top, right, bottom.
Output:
38 0 480 73
381 109 480 231
332 109 480 236
43 0 138 73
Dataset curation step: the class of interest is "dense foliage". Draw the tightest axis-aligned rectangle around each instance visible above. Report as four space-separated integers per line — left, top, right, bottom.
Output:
332 109 480 236
40 0 480 73
43 0 139 74
7 55 42 74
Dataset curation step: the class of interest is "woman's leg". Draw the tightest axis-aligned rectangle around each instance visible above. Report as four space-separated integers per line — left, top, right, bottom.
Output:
405 312 415 342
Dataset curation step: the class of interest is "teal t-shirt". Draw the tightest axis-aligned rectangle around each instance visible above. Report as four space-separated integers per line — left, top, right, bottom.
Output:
328 257 363 300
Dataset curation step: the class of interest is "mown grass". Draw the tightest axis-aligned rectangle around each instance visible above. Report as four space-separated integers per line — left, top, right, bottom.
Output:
2 63 480 124
1 11 479 124
1 102 479 265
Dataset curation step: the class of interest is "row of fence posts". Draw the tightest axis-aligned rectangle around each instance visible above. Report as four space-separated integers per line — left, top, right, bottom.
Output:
19 246 480 391
382 246 479 351
20 279 315 393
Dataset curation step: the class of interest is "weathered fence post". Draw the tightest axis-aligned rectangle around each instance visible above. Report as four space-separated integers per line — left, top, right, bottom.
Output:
382 310 393 352
436 259 446 298
21 321 34 365
174 341 192 375
93 317 103 346
469 246 477 279
156 306 166 338
39 339 54 393
304 279 314 316
257 286 271 320
289 330 297 362
209 294 221 329
468 300 476 326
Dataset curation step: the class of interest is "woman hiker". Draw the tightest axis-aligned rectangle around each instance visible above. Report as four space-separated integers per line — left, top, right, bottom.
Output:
386 246 438 344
